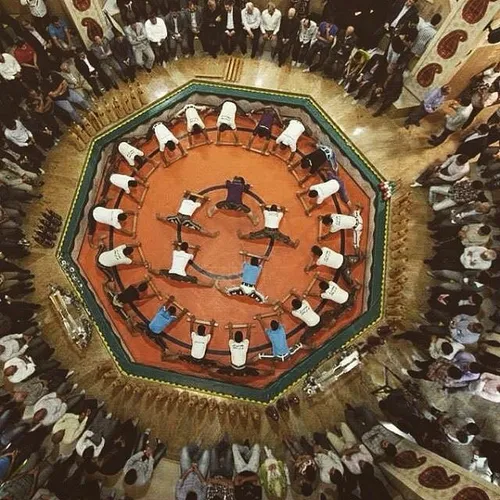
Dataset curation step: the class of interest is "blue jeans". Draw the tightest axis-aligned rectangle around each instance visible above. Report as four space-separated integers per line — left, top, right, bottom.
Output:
54 89 90 124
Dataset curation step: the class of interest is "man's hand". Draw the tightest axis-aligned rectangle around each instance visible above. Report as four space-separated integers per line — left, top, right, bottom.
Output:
272 34 277 41
384 22 389 30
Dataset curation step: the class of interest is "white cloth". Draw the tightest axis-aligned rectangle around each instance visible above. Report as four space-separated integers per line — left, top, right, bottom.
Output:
436 155 470 182
310 179 340 204
226 8 234 30
191 332 211 359
315 450 344 484
169 250 193 276
178 199 201 216
328 213 358 232
261 9 281 35
20 0 47 18
460 246 492 270
33 392 67 426
183 105 205 132
82 56 95 73
217 101 237 129
4 120 32 147
291 300 320 327
317 247 344 269
0 334 26 362
76 430 105 458
118 142 144 166
92 207 124 230
298 19 317 44
144 18 168 43
445 104 473 132
110 173 135 193
275 120 305 152
241 7 261 30
321 281 349 304
429 338 465 360
263 209 283 229
229 338 249 368
153 123 178 151
98 244 132 267
0 53 22 80
5 356 36 383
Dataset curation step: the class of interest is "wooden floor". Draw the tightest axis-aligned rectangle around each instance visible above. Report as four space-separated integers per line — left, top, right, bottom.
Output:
12 55 500 498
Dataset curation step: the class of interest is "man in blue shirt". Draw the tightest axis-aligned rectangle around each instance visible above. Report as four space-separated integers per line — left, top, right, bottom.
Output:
47 16 74 53
404 84 450 128
255 316 303 361
303 20 338 73
215 255 268 303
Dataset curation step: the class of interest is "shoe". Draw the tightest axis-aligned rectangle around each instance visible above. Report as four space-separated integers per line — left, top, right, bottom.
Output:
34 236 54 248
162 61 168 69
288 393 300 406
265 405 279 422
410 182 422 188
302 68 310 73
291 61 296 67
42 212 62 225
66 370 75 379
184 54 189 58
47 210 62 221
174 56 179 61
296 63 302 68
276 398 290 412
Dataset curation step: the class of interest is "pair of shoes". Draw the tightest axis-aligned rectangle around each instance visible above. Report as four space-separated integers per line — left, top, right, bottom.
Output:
410 181 422 188
291 61 296 66
34 236 55 248
265 405 279 422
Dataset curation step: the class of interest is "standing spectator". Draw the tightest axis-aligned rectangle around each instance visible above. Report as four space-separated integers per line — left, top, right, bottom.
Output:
110 31 136 82
90 35 126 85
145 13 169 68
303 20 337 73
20 0 49 34
276 7 299 67
3 118 45 168
241 2 261 59
411 14 441 58
323 26 357 80
429 97 473 146
176 443 209 499
44 71 90 125
370 67 405 117
183 0 203 57
165 8 189 60
456 124 491 158
124 16 155 72
74 48 114 94
58 60 94 99
75 409 117 459
220 0 245 55
259 2 281 57
123 428 166 487
462 84 490 129
468 372 500 402
284 436 319 497
384 0 418 34
404 84 451 128
13 39 41 88
0 53 24 102
292 17 317 67
201 0 221 58
47 16 74 53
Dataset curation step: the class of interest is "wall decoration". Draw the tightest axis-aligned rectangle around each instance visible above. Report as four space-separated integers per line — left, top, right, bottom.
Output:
394 450 427 469
453 487 490 500
73 0 91 11
418 466 461 489
81 17 104 41
437 30 468 59
417 63 443 87
462 0 496 24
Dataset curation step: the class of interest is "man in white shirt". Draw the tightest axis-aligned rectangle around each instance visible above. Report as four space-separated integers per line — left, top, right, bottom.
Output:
3 118 45 168
0 53 22 81
109 173 147 206
292 17 317 67
298 175 352 215
190 323 212 361
32 392 71 427
460 247 497 270
259 3 281 57
97 242 142 272
144 14 169 68
20 0 49 33
118 141 157 178
213 100 244 144
3 349 58 384
149 241 214 286
319 209 363 250
91 206 136 236
271 119 305 161
306 245 362 287
411 14 440 58
429 97 474 146
412 154 470 188
148 121 185 165
174 104 211 147
241 2 261 58
156 191 218 237
238 203 299 247
290 297 321 329
0 333 29 362
76 409 117 459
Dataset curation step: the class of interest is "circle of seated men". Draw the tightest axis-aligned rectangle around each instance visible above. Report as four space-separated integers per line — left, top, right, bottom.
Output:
87 100 365 379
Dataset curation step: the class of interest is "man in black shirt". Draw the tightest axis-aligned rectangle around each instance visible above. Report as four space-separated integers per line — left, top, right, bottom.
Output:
74 48 115 95
276 7 299 67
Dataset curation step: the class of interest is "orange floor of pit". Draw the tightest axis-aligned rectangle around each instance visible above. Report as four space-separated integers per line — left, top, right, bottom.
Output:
77 115 371 389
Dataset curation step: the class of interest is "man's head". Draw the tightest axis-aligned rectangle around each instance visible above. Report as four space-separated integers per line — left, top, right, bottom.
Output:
456 154 469 165
149 14 157 23
478 225 491 236
192 123 202 135
470 293 483 306
245 2 254 13
322 215 333 225
224 0 234 12
52 429 65 444
0 54 4 64
233 176 246 184
483 249 497 262
188 0 197 11
207 0 216 10
308 190 318 198
60 61 71 72
197 324 206 336
137 282 148 292
267 2 276 14
117 213 128 222
288 7 296 19
15 38 27 49
405 0 416 7
470 322 484 334
269 204 278 212
471 180 484 191
124 468 138 485
13 391 27 403
302 17 311 28
234 330 243 342
360 461 375 476
279 142 287 150
186 493 198 500
468 362 482 374
123 247 134 256
219 123 231 132
466 422 480 435
329 468 342 485
382 441 397 457
441 342 453 355
430 13 441 26
311 245 323 257
129 180 138 188
167 305 177 315
166 140 176 151
478 123 490 134
346 26 355 36
82 446 94 461
20 19 33 30
270 320 280 330
93 35 102 45
250 256 259 266
441 84 451 95
447 366 463 380
77 48 87 59
51 16 61 26
3 365 17 377
318 280 329 292
456 430 469 443
291 298 302 310
301 482 314 496
180 241 189 251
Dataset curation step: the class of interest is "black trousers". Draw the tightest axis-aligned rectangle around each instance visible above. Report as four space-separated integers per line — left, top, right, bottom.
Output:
221 30 245 55
306 42 330 72
276 37 293 66
244 28 259 57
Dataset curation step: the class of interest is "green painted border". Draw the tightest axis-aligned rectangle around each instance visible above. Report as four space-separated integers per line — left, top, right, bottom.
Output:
58 81 388 403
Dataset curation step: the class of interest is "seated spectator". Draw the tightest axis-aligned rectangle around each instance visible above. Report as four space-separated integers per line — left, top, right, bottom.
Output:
206 435 234 498
124 15 155 72
468 372 500 402
110 31 136 83
303 20 337 73
258 445 289 498
429 98 473 146
47 16 74 53
175 443 209 499
58 60 94 99
283 436 319 496
412 155 470 188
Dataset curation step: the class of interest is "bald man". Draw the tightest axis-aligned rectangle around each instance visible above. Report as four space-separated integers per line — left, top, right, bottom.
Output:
276 7 299 67
242 2 261 58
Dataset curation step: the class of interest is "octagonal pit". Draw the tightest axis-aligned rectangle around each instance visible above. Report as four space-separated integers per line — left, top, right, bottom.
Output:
59 82 388 402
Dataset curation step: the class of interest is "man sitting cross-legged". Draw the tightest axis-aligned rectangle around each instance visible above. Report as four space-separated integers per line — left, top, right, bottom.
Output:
318 208 363 251
237 203 299 248
156 191 219 238
215 251 269 303
136 296 188 360
148 241 214 287
147 120 186 166
254 309 304 362
305 245 362 287
207 176 259 226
